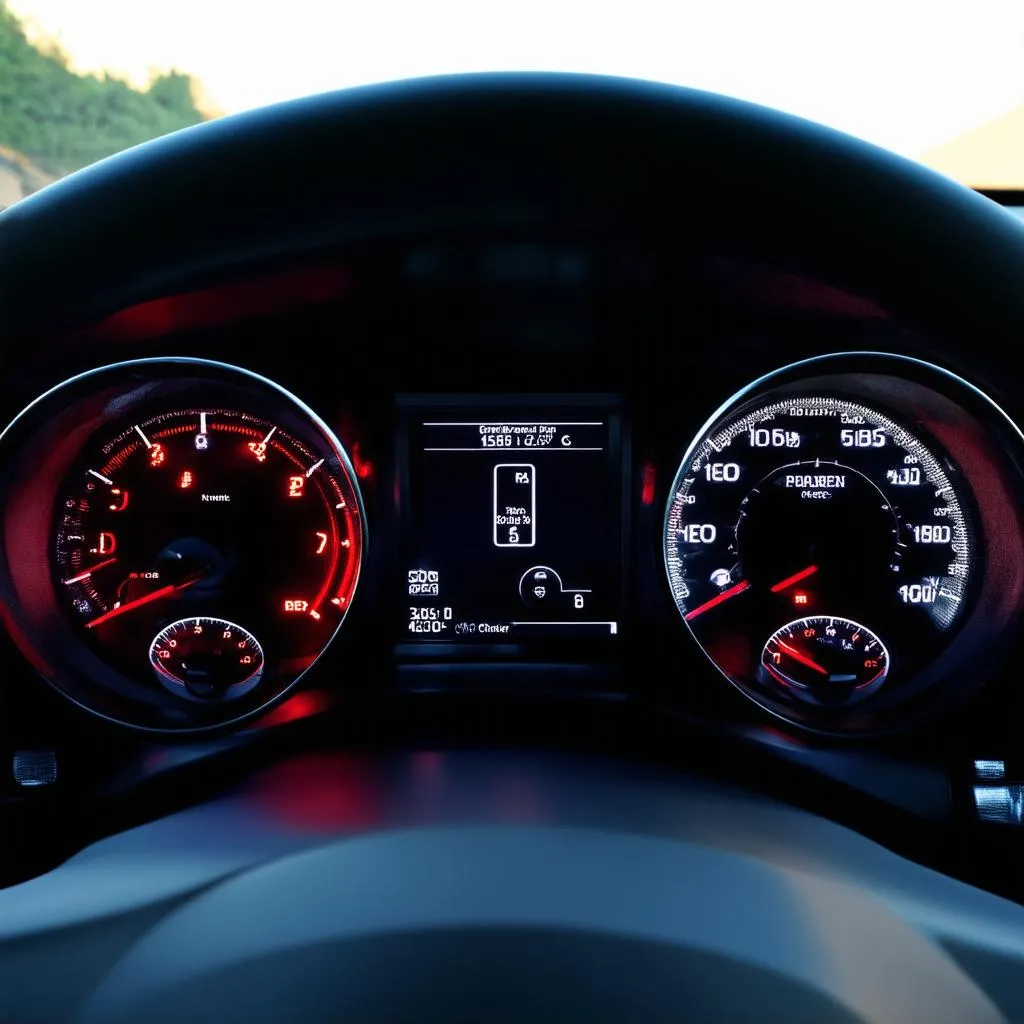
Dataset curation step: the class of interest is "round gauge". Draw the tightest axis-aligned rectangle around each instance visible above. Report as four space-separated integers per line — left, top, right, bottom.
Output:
150 617 266 699
0 359 367 732
761 616 889 704
662 354 1024 732
54 407 360 685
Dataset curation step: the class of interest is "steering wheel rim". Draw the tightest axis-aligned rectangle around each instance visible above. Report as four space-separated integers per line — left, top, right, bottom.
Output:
1 73 1022 357
73 822 1003 1023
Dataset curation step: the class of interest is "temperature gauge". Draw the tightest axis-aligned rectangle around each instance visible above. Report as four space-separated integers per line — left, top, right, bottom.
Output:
150 616 265 700
761 616 889 706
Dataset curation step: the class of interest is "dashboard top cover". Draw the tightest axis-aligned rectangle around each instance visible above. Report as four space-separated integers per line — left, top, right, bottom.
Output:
1 73 1023 347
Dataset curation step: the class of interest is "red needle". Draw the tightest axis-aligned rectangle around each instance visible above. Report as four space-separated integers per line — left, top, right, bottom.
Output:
777 639 829 676
84 573 204 629
770 565 819 593
684 579 751 621
62 557 118 586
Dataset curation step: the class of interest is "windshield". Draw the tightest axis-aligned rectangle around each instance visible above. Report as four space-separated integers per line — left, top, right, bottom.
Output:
2 0 1022 206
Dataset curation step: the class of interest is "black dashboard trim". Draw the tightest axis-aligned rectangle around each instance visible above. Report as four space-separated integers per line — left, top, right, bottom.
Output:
1 73 1022 356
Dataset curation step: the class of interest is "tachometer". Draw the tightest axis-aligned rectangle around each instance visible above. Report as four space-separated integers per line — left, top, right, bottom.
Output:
0 359 366 732
662 354 1024 732
54 406 360 689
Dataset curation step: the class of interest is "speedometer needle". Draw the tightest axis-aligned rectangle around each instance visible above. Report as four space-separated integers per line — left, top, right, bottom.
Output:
684 579 751 621
770 565 819 593
777 640 829 676
84 572 205 629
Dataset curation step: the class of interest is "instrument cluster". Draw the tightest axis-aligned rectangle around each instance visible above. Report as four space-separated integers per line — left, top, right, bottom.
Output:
0 351 1022 738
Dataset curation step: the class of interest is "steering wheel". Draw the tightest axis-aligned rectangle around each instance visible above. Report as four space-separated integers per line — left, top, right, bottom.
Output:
2 75 1024 1023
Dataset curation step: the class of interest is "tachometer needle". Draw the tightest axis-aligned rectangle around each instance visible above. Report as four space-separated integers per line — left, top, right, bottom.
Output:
63 558 118 586
777 640 829 676
84 572 205 629
684 579 751 621
770 565 819 593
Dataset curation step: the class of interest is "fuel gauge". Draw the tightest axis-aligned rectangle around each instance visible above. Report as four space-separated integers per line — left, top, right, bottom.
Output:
150 616 265 700
761 616 889 706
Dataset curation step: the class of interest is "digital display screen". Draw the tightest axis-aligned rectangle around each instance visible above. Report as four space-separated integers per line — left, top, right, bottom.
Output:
399 399 623 644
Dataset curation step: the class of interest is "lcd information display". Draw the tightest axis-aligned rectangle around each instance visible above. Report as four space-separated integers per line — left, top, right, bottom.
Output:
399 400 623 644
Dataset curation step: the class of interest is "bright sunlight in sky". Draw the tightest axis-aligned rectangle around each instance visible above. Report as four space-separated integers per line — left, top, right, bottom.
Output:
10 0 1024 171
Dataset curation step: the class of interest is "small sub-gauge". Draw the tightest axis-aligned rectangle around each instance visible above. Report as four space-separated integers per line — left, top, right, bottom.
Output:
149 616 265 700
761 615 889 706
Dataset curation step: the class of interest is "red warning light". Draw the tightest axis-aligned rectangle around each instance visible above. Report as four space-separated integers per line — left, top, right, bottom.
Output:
793 592 809 606
149 443 166 467
351 442 374 481
640 460 657 507
179 470 194 489
288 475 305 499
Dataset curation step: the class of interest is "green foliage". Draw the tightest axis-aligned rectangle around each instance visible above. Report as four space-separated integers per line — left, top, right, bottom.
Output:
0 1 205 177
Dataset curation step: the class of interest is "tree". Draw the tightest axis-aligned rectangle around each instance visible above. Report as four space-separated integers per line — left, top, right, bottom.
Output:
0 1 206 179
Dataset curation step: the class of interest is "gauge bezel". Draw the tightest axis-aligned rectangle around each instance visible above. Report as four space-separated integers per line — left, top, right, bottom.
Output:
149 616 267 701
760 614 891 705
0 358 367 734
662 352 1024 735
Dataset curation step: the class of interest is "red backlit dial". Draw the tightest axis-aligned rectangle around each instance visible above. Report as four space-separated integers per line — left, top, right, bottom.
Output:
150 616 265 700
54 408 363 700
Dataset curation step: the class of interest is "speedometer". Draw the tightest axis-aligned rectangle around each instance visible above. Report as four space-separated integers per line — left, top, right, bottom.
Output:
667 394 973 635
663 355 1024 732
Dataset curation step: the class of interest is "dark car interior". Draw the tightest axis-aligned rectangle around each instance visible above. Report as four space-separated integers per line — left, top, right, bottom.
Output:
2 74 1024 1022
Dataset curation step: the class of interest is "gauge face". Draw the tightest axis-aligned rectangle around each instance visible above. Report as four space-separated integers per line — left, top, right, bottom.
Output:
664 392 978 726
53 407 363 702
761 616 889 705
150 616 265 699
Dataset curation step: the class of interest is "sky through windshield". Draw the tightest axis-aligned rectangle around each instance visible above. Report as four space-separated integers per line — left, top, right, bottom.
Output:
3 0 1023 198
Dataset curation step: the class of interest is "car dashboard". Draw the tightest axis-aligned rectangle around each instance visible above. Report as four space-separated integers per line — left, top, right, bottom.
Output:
3 228 1024 846
2 73 1024 1023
